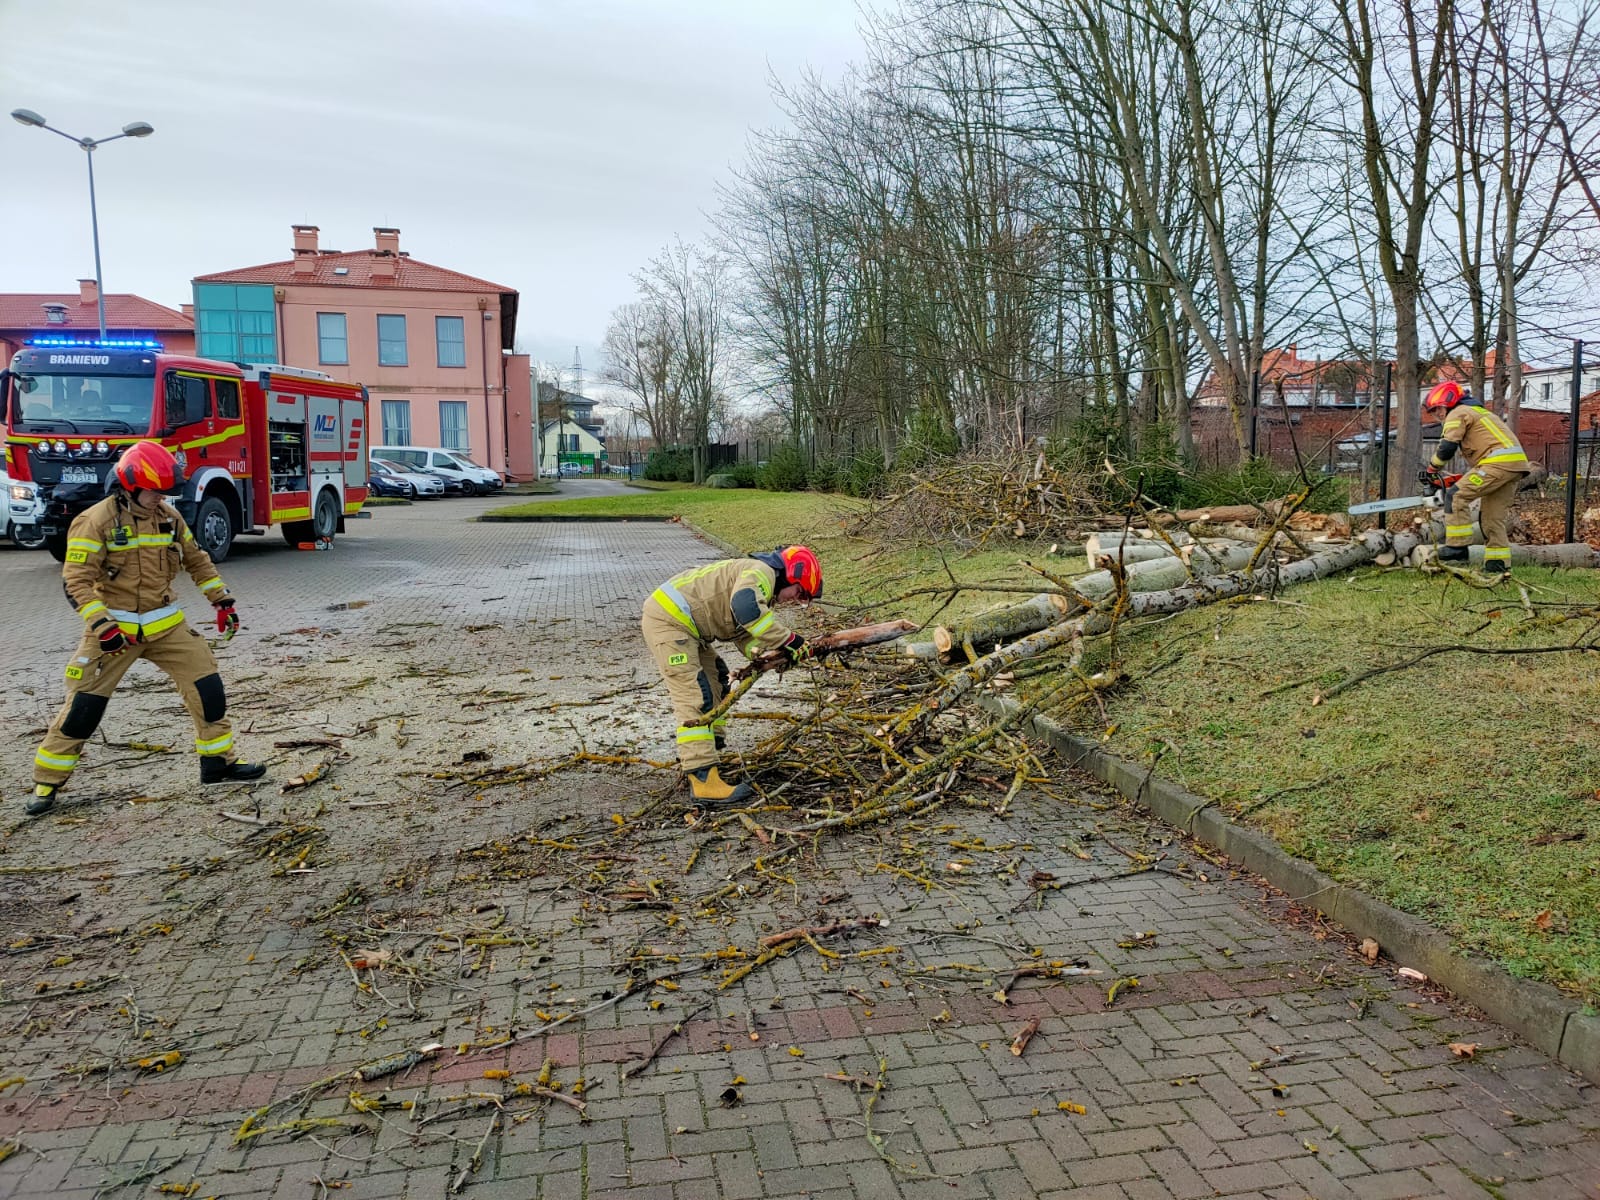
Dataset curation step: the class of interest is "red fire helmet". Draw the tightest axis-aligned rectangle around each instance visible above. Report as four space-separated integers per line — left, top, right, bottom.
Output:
779 545 823 600
1424 380 1465 411
113 441 184 495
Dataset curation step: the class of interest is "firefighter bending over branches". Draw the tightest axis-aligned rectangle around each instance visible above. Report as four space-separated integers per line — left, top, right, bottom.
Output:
1420 381 1533 576
642 545 822 807
25 441 266 817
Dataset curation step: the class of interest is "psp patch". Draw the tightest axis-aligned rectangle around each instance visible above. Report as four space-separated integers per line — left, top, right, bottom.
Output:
668 652 689 666
65 665 83 679
66 550 88 563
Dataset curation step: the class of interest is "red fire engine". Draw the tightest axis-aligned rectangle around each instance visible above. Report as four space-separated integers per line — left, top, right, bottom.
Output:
1 338 368 562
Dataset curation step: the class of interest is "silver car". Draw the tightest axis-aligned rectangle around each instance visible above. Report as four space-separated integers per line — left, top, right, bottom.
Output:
372 458 447 498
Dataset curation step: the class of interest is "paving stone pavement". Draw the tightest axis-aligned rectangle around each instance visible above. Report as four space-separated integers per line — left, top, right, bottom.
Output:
1 502 1598 1200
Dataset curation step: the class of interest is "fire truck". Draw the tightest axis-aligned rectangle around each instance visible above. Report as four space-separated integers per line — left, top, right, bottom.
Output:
1 338 368 563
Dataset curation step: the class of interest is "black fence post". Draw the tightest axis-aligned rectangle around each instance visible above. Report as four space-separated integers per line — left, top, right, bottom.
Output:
1566 339 1584 544
1379 362 1393 530
1248 370 1260 458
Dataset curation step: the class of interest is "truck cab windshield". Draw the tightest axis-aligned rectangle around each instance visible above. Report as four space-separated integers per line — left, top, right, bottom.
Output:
11 373 154 434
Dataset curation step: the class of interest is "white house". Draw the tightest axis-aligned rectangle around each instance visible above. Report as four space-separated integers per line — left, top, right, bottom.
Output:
539 418 607 474
1521 363 1600 412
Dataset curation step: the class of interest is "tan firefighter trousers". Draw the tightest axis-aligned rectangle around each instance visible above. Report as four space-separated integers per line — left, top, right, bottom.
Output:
1444 462 1529 568
33 623 236 787
641 597 728 771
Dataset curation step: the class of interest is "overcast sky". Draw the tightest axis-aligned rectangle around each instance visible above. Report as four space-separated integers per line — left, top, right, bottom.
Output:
0 0 867 379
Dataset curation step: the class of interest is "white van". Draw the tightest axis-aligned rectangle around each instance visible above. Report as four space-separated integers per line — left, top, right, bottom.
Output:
1 466 46 549
371 447 503 496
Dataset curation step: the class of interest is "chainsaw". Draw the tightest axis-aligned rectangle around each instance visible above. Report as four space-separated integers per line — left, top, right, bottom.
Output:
1348 473 1461 516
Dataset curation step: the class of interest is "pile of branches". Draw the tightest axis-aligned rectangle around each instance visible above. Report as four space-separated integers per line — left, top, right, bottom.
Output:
846 449 1104 550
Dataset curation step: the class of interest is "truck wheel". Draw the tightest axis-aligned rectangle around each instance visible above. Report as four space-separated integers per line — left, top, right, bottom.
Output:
46 531 68 562
281 489 339 547
195 495 234 563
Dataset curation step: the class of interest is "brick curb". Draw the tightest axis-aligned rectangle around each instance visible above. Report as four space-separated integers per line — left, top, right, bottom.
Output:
981 693 1600 1087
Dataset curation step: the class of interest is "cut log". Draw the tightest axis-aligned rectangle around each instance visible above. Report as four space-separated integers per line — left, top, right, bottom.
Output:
1087 542 1175 564
1084 531 1191 559
1064 540 1260 611
909 593 1069 661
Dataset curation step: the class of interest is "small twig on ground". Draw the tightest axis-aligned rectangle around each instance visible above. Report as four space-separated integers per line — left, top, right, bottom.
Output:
623 1003 711 1079
450 1111 499 1194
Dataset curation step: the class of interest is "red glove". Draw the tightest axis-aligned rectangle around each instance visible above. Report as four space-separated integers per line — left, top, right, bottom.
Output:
93 618 128 655
214 598 239 637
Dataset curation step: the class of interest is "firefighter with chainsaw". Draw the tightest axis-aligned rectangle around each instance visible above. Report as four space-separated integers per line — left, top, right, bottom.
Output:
642 546 822 806
1419 381 1532 575
25 442 266 816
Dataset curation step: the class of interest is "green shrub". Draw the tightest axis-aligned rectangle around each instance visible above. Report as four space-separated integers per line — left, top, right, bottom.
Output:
808 459 845 493
644 447 694 482
760 443 809 492
727 463 761 487
846 448 886 497
897 407 960 469
706 473 741 489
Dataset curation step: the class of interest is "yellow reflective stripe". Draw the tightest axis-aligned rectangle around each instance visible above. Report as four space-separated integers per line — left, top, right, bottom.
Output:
179 423 245 451
106 534 174 551
107 604 185 636
195 732 234 755
1482 546 1511 561
1445 525 1475 537
676 726 715 743
79 600 110 620
196 576 224 594
1479 412 1516 447
1479 449 1528 464
34 748 80 770
181 527 196 542
273 506 311 520
745 612 775 637
652 584 700 639
67 538 103 552
743 640 762 658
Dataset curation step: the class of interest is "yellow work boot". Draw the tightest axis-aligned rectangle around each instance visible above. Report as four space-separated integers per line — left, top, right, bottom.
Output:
688 766 753 808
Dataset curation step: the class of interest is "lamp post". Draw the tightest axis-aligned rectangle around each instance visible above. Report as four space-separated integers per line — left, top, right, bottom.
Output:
10 108 154 340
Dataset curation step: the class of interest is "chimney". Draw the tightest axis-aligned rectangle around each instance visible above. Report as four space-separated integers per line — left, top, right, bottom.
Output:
41 302 68 325
180 303 195 322
78 278 98 306
292 225 319 276
374 227 400 256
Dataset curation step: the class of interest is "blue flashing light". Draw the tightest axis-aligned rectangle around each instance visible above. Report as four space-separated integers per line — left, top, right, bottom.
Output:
25 336 163 350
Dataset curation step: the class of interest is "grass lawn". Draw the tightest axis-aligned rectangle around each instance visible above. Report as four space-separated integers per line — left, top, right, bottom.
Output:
487 487 1060 627
1051 567 1600 1000
491 485 1600 997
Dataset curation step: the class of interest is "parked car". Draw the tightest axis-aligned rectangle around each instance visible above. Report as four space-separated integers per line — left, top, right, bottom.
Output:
372 446 503 496
367 459 417 499
378 458 448 498
1 467 47 550
559 462 583 477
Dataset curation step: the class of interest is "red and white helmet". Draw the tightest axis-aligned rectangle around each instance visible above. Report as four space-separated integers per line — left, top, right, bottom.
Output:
779 545 823 600
113 441 184 494
1423 380 1466 411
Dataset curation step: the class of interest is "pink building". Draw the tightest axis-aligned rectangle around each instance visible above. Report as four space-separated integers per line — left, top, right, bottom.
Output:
192 226 534 480
0 280 194 364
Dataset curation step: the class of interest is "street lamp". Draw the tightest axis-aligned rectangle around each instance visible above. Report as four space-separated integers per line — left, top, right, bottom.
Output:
11 108 154 340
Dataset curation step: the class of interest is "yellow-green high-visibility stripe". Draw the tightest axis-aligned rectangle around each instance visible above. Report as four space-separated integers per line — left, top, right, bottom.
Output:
676 726 715 744
195 732 234 756
1445 524 1475 538
196 576 224 594
652 583 700 639
1482 546 1511 561
108 604 185 638
1480 448 1529 465
79 599 110 621
745 611 775 637
68 537 103 553
34 748 79 771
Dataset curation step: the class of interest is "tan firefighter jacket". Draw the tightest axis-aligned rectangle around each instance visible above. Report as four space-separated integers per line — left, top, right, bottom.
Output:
1432 403 1531 472
649 558 795 660
62 493 230 640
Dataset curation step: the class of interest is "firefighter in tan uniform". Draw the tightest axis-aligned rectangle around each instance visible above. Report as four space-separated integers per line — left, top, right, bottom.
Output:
26 442 266 816
642 546 822 806
1420 381 1532 575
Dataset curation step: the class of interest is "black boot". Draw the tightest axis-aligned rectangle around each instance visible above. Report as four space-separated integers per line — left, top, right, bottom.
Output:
1483 560 1509 577
201 758 267 785
25 784 58 816
1437 545 1470 563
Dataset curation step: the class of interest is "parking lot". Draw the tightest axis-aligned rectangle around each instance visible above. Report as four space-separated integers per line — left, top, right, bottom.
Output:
2 499 1599 1200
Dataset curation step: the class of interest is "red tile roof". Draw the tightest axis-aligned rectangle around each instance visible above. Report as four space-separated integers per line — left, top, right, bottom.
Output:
0 293 191 333
194 251 513 294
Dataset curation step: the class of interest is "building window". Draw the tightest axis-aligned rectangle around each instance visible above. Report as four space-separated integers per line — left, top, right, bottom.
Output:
377 315 408 366
436 316 466 368
193 282 277 361
439 401 468 451
1543 382 1553 404
381 399 411 446
214 378 241 420
564 433 580 453
317 313 348 365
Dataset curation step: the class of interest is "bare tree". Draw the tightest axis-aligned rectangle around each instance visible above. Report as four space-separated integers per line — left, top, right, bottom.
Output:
601 301 686 447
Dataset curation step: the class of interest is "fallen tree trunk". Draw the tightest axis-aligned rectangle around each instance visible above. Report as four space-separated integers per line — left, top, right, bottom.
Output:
1064 540 1261 611
901 532 1391 734
1084 531 1191 559
1411 542 1599 568
909 593 1069 661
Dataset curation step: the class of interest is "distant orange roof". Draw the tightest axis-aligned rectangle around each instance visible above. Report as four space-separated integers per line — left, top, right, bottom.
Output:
195 251 512 294
0 293 191 333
